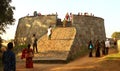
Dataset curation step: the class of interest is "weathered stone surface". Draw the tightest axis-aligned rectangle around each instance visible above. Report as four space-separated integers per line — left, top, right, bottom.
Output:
67 15 106 60
15 15 57 45
16 15 106 61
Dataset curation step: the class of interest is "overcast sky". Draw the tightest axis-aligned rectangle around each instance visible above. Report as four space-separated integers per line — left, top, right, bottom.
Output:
1 0 120 40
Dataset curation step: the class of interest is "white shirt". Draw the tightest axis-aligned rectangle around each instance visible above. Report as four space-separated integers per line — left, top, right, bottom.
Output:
105 40 110 47
47 28 52 36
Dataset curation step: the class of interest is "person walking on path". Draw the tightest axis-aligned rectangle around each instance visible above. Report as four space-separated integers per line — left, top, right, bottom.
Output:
2 42 16 71
105 39 110 55
47 25 52 40
88 40 94 57
31 34 38 53
21 44 34 68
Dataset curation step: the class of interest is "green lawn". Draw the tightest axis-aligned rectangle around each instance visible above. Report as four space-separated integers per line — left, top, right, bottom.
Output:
106 53 120 60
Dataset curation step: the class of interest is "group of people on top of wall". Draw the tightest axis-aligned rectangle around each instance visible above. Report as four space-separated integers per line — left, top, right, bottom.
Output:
63 12 73 27
88 39 111 57
62 12 95 27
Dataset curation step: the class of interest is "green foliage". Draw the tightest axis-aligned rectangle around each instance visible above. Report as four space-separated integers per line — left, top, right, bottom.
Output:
0 0 15 34
13 44 27 54
0 37 2 49
111 32 120 39
106 53 120 60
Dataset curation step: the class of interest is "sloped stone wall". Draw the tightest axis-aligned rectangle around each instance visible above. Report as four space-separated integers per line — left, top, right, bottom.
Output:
73 15 106 46
15 15 57 45
67 15 106 60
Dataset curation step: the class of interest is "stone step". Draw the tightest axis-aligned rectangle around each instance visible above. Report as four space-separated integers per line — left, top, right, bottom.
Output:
33 27 76 61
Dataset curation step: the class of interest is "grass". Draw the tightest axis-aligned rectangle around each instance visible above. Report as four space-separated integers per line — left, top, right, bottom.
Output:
105 53 120 60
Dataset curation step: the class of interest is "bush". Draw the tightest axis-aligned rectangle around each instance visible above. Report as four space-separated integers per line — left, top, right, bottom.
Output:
13 44 27 54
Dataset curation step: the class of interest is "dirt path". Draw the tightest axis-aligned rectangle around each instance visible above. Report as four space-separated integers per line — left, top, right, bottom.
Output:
16 48 119 71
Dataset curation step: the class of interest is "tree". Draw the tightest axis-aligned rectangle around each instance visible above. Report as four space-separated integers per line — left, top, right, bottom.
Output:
0 37 2 49
0 0 15 34
111 32 120 39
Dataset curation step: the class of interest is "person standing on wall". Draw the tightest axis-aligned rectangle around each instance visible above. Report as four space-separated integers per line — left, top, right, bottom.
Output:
31 34 38 53
2 42 16 71
47 25 52 40
69 12 73 26
63 18 67 27
65 12 70 22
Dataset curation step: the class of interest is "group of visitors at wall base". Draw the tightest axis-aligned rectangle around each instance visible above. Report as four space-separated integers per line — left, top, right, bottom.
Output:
88 39 111 57
21 33 39 68
1 24 53 70
1 26 53 70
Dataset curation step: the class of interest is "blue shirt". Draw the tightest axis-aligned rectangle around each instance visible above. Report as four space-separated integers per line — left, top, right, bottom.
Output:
2 50 16 71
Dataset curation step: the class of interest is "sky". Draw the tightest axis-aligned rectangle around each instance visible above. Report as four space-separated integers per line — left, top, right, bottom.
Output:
0 0 120 40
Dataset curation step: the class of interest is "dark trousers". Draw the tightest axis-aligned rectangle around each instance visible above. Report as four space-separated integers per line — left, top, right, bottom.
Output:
48 34 51 40
89 49 93 57
102 49 105 55
33 44 38 53
96 49 100 57
105 47 109 55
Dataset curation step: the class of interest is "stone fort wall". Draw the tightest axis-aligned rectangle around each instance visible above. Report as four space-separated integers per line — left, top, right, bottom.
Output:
68 15 106 60
14 14 106 60
73 15 106 45
15 15 57 45
15 14 106 46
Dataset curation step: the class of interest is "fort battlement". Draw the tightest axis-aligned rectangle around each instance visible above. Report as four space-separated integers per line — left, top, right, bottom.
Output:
15 14 106 46
15 15 57 45
15 13 106 61
72 15 106 46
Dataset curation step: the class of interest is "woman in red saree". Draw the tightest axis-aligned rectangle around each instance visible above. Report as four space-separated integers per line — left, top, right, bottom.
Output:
21 44 34 68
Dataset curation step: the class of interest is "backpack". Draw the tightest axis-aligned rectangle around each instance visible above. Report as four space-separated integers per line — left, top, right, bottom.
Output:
89 44 93 49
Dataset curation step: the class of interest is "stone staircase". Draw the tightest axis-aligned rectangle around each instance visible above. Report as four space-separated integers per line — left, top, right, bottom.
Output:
33 27 76 61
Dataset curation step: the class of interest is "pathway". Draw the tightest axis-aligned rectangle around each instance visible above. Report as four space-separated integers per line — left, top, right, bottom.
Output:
16 48 118 71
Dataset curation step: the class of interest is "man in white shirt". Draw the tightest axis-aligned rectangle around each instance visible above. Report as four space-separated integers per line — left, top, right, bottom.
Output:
105 39 110 55
47 26 52 40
